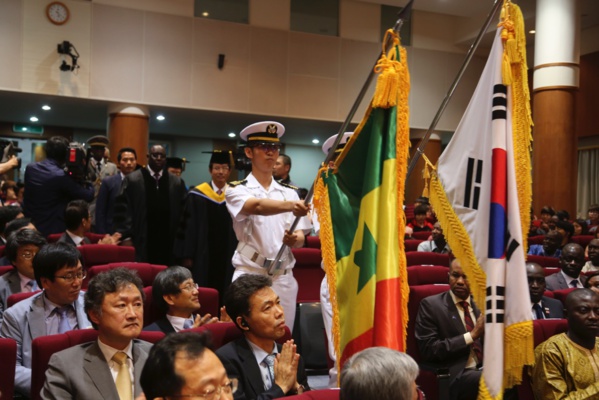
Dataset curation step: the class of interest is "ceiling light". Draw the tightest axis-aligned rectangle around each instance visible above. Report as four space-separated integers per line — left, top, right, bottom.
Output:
228 132 236 138
42 105 51 111
529 30 536 34
21 127 27 131
312 139 320 144
30 116 39 122
202 11 209 17
156 115 165 121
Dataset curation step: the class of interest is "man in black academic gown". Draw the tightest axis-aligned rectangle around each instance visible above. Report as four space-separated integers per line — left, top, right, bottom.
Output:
174 150 237 301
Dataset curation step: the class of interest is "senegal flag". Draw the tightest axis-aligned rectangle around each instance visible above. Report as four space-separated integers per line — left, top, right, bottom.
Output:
314 29 410 368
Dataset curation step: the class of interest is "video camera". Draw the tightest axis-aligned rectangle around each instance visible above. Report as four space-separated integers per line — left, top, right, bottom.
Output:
64 142 89 183
234 147 252 172
0 140 22 170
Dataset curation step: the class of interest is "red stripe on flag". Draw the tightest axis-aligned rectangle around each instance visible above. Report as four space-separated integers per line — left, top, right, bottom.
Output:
490 148 507 207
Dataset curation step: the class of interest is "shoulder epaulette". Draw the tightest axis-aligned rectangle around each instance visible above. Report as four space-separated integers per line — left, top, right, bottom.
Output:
278 181 298 190
228 179 248 187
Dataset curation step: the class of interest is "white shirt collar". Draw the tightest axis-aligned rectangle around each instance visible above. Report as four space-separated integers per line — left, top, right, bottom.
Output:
97 338 134 366
66 230 85 246
147 166 163 178
166 314 194 332
211 181 227 193
561 270 581 286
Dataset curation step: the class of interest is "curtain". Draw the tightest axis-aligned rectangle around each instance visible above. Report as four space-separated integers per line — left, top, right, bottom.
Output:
577 148 599 218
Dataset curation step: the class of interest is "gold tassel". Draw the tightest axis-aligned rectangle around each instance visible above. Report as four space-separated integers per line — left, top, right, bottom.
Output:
372 29 402 109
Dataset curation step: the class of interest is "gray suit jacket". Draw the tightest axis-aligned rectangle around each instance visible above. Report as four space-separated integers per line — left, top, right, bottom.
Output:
0 268 20 325
545 272 588 291
0 291 90 396
41 339 152 400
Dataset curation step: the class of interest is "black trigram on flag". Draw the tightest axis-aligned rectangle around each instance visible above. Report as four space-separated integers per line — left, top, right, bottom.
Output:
464 157 483 209
492 84 507 121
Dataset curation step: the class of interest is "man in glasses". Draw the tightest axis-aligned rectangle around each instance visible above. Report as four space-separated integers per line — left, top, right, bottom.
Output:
141 332 236 400
114 144 187 264
226 121 311 331
174 150 237 302
144 266 219 334
0 242 90 397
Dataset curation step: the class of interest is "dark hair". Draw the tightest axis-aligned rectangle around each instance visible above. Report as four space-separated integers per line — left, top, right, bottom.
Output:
152 266 193 315
0 206 23 234
140 332 213 399
540 206 555 216
33 242 80 288
414 204 429 216
278 153 291 169
84 267 145 330
4 218 33 240
574 219 588 235
224 275 272 329
297 188 308 200
44 136 70 164
64 200 90 231
589 204 599 213
556 210 570 221
117 147 137 162
555 220 574 240
6 229 47 264
584 272 599 289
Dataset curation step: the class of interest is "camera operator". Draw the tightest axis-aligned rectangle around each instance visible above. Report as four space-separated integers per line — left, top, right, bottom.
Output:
0 156 19 175
23 136 94 237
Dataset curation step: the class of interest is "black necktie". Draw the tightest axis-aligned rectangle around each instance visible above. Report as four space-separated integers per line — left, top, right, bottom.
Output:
533 303 545 320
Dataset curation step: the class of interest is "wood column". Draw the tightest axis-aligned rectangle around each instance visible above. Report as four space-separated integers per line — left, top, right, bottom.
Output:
406 133 441 205
107 105 149 166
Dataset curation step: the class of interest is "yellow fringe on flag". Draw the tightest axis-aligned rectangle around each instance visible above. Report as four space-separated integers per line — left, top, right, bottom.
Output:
373 29 403 109
422 162 431 199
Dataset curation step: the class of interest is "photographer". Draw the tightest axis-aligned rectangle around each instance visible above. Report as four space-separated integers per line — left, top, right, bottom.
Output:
23 136 94 236
0 155 19 175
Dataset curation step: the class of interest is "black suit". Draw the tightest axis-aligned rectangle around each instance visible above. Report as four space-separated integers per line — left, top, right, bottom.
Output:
143 317 176 334
216 337 310 400
534 296 565 319
95 173 123 234
415 291 482 400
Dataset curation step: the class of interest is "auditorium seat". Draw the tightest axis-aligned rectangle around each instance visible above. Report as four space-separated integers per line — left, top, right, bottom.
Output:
543 267 560 277
0 264 13 276
411 231 432 240
286 389 340 399
527 255 560 269
142 286 220 327
0 245 5 257
305 236 321 249
0 338 17 399
406 251 450 267
184 322 292 349
83 262 167 289
551 288 576 305
46 233 107 244
292 248 325 303
528 235 544 245
404 239 424 252
572 235 594 249
77 244 135 268
7 290 41 308
30 329 165 400
407 265 449 286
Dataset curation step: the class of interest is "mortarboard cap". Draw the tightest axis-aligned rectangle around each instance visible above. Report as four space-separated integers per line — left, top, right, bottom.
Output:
166 157 188 171
240 121 284 144
203 150 233 166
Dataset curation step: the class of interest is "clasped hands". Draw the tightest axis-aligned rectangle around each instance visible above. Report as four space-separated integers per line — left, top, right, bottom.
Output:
273 340 301 394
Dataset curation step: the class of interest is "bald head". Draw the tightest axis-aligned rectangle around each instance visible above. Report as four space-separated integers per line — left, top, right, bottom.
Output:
526 262 546 303
565 288 599 313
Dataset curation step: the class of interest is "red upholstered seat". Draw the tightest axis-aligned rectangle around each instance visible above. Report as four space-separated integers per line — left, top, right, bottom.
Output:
305 236 321 249
528 235 544 245
0 338 17 399
184 322 292 349
412 231 433 240
543 267 560 277
0 265 13 276
286 389 340 399
7 290 41 308
77 244 135 268
292 248 325 303
30 329 165 400
407 265 449 286
406 251 450 267
142 286 220 328
82 262 167 289
47 233 107 244
572 235 594 248
527 255 560 269
405 239 424 252
0 245 4 257
551 288 576 305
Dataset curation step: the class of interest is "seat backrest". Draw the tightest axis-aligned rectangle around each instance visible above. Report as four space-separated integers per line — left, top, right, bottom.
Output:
411 231 432 240
406 251 450 267
0 245 4 257
0 264 13 276
286 389 340 399
543 267 560 277
46 233 61 243
407 265 449 286
83 262 167 289
142 286 220 327
552 288 576 305
0 338 17 399
572 235 594 248
77 244 136 268
7 290 41 308
528 235 544 245
406 284 450 362
405 239 424 252
47 233 107 244
527 255 560 269
185 322 293 350
305 236 321 249
292 248 325 303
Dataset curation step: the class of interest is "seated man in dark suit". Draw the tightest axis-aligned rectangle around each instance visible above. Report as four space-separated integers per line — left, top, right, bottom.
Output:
0 242 90 397
141 331 237 400
58 200 121 247
0 229 47 325
545 243 587 290
216 274 309 399
415 259 484 400
526 262 564 319
42 268 152 400
143 266 219 333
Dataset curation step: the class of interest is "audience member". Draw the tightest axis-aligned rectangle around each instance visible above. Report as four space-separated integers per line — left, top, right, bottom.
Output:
555 209 570 222
272 153 295 186
0 242 90 397
225 122 311 331
415 259 483 400
0 205 23 244
4 217 36 239
407 204 434 233
340 347 419 400
0 229 46 324
555 220 574 247
587 204 599 234
1 180 20 206
114 144 186 264
573 219 588 236
174 150 237 299
95 147 138 234
526 262 564 319
417 222 450 253
140 331 236 400
42 268 150 399
23 136 94 236
545 243 588 290
584 271 599 294
531 289 599 398
217 274 310 398
528 230 562 258
143 266 219 334
582 239 599 273
86 135 118 229
58 199 121 246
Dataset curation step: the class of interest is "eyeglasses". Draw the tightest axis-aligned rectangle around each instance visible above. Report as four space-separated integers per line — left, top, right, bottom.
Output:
54 270 87 283
180 283 199 292
252 144 281 153
19 251 38 259
169 379 238 399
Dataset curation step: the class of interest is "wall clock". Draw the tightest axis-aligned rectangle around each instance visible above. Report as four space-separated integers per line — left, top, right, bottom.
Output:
46 2 70 25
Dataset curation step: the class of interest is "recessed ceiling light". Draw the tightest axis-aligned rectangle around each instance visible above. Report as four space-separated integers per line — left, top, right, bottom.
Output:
21 127 27 131
312 139 320 144
156 115 165 121
529 30 536 34
228 132 236 138
202 11 209 17
42 105 51 111
30 116 39 122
